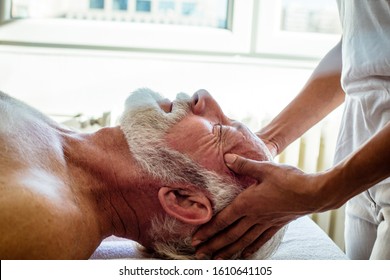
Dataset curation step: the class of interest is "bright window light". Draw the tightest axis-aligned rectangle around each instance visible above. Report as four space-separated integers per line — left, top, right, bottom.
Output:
256 0 341 58
280 0 341 34
11 0 229 29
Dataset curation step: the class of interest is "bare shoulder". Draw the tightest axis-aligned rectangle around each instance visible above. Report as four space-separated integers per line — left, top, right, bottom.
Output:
0 91 65 171
0 93 98 259
0 91 61 142
0 91 58 128
0 171 84 259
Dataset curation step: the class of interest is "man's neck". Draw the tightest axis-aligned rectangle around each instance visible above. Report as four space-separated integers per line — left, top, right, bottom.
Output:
63 126 161 246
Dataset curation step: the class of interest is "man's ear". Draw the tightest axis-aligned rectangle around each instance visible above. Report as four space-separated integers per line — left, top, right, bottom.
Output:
158 186 213 225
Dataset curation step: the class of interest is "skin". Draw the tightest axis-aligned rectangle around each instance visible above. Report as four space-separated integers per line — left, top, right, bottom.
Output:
0 89 268 259
192 39 390 259
165 90 270 182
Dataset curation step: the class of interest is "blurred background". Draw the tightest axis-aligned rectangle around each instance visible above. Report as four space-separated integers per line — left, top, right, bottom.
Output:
0 0 345 250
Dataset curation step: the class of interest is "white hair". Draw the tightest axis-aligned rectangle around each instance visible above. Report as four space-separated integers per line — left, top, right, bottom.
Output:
120 88 285 259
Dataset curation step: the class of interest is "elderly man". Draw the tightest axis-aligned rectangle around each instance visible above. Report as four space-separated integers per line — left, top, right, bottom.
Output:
0 88 283 259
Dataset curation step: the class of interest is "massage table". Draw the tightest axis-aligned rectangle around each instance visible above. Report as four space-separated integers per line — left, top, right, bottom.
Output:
90 215 348 260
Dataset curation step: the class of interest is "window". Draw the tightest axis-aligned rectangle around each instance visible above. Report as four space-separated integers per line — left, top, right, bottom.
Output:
181 1 196 15
136 0 151 12
1 0 340 57
159 1 175 12
90 0 104 9
256 0 341 57
113 0 128 11
1 0 252 54
10 0 230 29
280 0 341 34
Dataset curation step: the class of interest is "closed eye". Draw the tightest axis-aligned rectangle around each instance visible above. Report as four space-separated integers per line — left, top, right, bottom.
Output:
218 123 223 135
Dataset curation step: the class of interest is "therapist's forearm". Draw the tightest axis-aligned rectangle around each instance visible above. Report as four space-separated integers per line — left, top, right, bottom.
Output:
258 40 345 155
317 121 390 211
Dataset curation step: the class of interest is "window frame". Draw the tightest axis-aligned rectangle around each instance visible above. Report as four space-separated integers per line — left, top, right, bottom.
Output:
0 0 254 54
0 0 11 22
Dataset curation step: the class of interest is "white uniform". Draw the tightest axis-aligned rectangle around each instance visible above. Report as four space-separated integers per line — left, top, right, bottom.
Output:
335 0 390 259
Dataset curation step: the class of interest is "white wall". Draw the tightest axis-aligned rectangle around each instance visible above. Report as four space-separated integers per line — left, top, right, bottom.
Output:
0 45 322 129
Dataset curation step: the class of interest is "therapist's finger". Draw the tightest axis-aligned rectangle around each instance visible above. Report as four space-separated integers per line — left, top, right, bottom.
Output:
211 223 269 260
242 226 283 258
191 199 245 248
194 217 258 259
224 153 274 180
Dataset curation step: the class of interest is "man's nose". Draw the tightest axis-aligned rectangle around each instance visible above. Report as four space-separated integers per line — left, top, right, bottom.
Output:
192 89 212 115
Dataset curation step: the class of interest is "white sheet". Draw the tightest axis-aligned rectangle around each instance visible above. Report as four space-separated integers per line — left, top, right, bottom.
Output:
90 216 348 260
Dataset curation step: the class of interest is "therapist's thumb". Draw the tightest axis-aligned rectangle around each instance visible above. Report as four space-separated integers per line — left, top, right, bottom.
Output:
224 153 270 179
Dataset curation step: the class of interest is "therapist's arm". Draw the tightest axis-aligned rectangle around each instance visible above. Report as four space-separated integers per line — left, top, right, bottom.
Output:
192 121 390 259
259 39 345 157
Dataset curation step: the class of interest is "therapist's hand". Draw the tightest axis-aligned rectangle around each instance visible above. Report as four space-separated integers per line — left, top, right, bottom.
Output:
192 154 321 259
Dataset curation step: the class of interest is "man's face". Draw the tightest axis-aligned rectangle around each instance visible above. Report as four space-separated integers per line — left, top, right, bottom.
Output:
160 89 271 182
120 88 280 259
121 88 271 187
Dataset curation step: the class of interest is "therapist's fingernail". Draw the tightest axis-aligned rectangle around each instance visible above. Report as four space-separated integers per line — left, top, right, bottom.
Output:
224 154 237 165
192 239 202 247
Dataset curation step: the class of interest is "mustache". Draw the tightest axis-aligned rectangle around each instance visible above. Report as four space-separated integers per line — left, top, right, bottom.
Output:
121 88 192 135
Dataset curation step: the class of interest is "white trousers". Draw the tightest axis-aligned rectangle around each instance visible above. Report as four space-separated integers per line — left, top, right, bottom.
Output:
345 183 390 259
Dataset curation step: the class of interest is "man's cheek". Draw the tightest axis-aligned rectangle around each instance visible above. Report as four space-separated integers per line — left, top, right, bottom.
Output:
188 147 221 171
